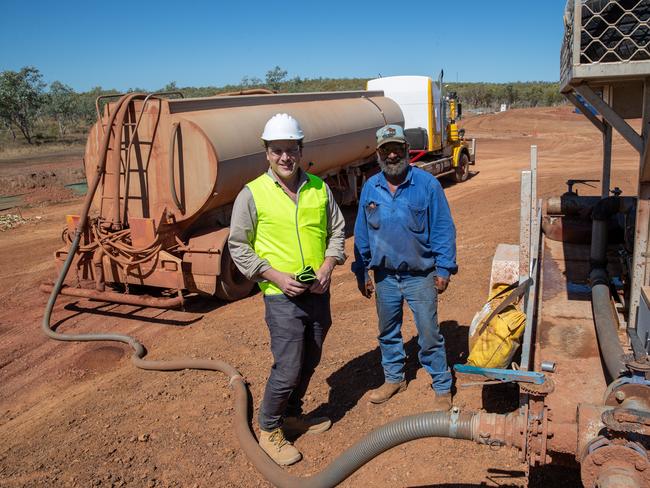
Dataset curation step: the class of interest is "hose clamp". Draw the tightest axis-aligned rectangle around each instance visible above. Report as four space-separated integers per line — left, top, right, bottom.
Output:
449 406 460 438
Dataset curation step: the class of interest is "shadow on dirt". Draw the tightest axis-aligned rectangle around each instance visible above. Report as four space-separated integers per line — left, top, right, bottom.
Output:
440 319 469 366
408 465 528 487
74 345 125 373
312 336 421 422
410 470 525 488
184 294 237 314
317 320 472 422
529 456 581 487
315 318 518 421
439 169 480 190
60 301 204 328
409 465 527 487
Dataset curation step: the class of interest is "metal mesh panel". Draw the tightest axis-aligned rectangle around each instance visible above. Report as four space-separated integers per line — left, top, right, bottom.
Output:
561 0 650 89
581 0 650 63
560 0 576 87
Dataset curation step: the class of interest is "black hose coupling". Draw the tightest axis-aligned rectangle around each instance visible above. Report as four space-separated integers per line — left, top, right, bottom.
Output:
592 196 621 221
589 268 610 287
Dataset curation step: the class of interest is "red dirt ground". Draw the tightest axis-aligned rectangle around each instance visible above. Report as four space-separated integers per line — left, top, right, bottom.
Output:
0 106 641 488
0 149 85 200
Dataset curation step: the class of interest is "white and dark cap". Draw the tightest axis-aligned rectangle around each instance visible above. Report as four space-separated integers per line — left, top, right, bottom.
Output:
376 124 407 147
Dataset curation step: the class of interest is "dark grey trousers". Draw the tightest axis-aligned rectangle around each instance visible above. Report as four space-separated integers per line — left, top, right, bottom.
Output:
258 291 332 431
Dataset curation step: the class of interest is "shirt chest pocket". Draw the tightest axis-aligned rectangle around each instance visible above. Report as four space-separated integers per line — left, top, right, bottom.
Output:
365 203 381 230
407 205 427 233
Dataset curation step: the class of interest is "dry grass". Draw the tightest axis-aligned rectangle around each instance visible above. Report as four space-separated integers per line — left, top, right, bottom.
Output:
0 142 85 161
0 124 87 161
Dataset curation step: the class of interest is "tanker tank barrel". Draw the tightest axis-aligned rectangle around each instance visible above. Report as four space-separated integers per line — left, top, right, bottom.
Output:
83 91 403 226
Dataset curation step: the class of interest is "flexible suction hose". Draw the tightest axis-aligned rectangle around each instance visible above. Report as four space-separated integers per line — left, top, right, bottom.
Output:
42 93 480 488
589 197 626 381
591 271 626 381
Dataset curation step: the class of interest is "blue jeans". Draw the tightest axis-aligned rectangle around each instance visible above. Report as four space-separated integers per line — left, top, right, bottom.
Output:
374 269 452 393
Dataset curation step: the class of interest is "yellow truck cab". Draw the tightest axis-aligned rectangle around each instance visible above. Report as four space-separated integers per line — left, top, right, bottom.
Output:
368 75 476 182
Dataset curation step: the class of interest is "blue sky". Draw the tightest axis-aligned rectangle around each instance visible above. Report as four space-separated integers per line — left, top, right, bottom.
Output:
1 0 568 92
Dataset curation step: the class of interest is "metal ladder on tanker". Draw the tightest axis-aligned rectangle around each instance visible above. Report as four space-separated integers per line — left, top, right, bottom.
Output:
97 99 154 225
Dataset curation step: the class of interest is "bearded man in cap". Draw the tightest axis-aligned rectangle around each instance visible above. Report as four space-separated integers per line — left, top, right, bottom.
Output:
352 124 457 409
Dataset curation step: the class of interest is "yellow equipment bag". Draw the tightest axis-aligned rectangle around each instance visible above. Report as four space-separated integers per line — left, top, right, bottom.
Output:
467 280 529 369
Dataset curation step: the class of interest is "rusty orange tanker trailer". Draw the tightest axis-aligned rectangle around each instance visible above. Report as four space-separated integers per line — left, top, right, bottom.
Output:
49 90 404 304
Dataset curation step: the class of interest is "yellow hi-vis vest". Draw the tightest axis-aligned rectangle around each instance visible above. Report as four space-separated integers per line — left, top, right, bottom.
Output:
247 172 328 295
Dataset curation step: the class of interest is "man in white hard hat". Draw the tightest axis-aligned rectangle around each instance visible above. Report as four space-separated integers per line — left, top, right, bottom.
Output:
228 113 346 466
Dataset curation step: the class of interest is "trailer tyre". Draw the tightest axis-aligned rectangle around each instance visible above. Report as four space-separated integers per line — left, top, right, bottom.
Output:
454 153 470 183
215 244 255 301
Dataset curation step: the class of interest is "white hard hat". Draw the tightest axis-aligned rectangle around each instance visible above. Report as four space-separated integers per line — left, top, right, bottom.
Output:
261 113 304 142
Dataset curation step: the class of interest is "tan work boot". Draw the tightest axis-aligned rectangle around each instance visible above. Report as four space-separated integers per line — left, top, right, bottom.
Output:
368 380 407 404
283 415 332 436
258 428 302 466
431 391 452 411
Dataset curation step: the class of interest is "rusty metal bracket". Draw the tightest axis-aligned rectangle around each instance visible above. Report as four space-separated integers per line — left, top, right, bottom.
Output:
520 377 556 397
627 329 649 361
602 407 650 435
526 396 552 466
623 352 650 381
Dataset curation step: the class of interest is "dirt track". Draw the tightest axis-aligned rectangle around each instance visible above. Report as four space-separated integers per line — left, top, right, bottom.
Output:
0 106 641 487
0 149 85 199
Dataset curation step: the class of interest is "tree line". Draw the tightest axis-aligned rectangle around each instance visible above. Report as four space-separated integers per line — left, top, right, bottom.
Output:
0 66 565 145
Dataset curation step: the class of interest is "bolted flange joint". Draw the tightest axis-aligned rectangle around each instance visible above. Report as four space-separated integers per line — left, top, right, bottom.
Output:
581 437 650 488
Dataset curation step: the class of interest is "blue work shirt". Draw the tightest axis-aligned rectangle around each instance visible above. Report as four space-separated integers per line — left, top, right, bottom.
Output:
352 166 458 281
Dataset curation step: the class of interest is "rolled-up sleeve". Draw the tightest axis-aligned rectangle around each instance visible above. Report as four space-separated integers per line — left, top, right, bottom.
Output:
227 187 271 281
324 184 346 265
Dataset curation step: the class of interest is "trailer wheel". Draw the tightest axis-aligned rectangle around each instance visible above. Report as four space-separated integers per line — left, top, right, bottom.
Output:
453 153 470 183
215 244 255 301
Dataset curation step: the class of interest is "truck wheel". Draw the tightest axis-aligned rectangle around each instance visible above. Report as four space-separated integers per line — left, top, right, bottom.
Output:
215 244 255 301
453 153 470 183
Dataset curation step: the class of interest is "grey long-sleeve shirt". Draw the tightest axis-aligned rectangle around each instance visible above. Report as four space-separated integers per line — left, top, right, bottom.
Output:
228 168 347 281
